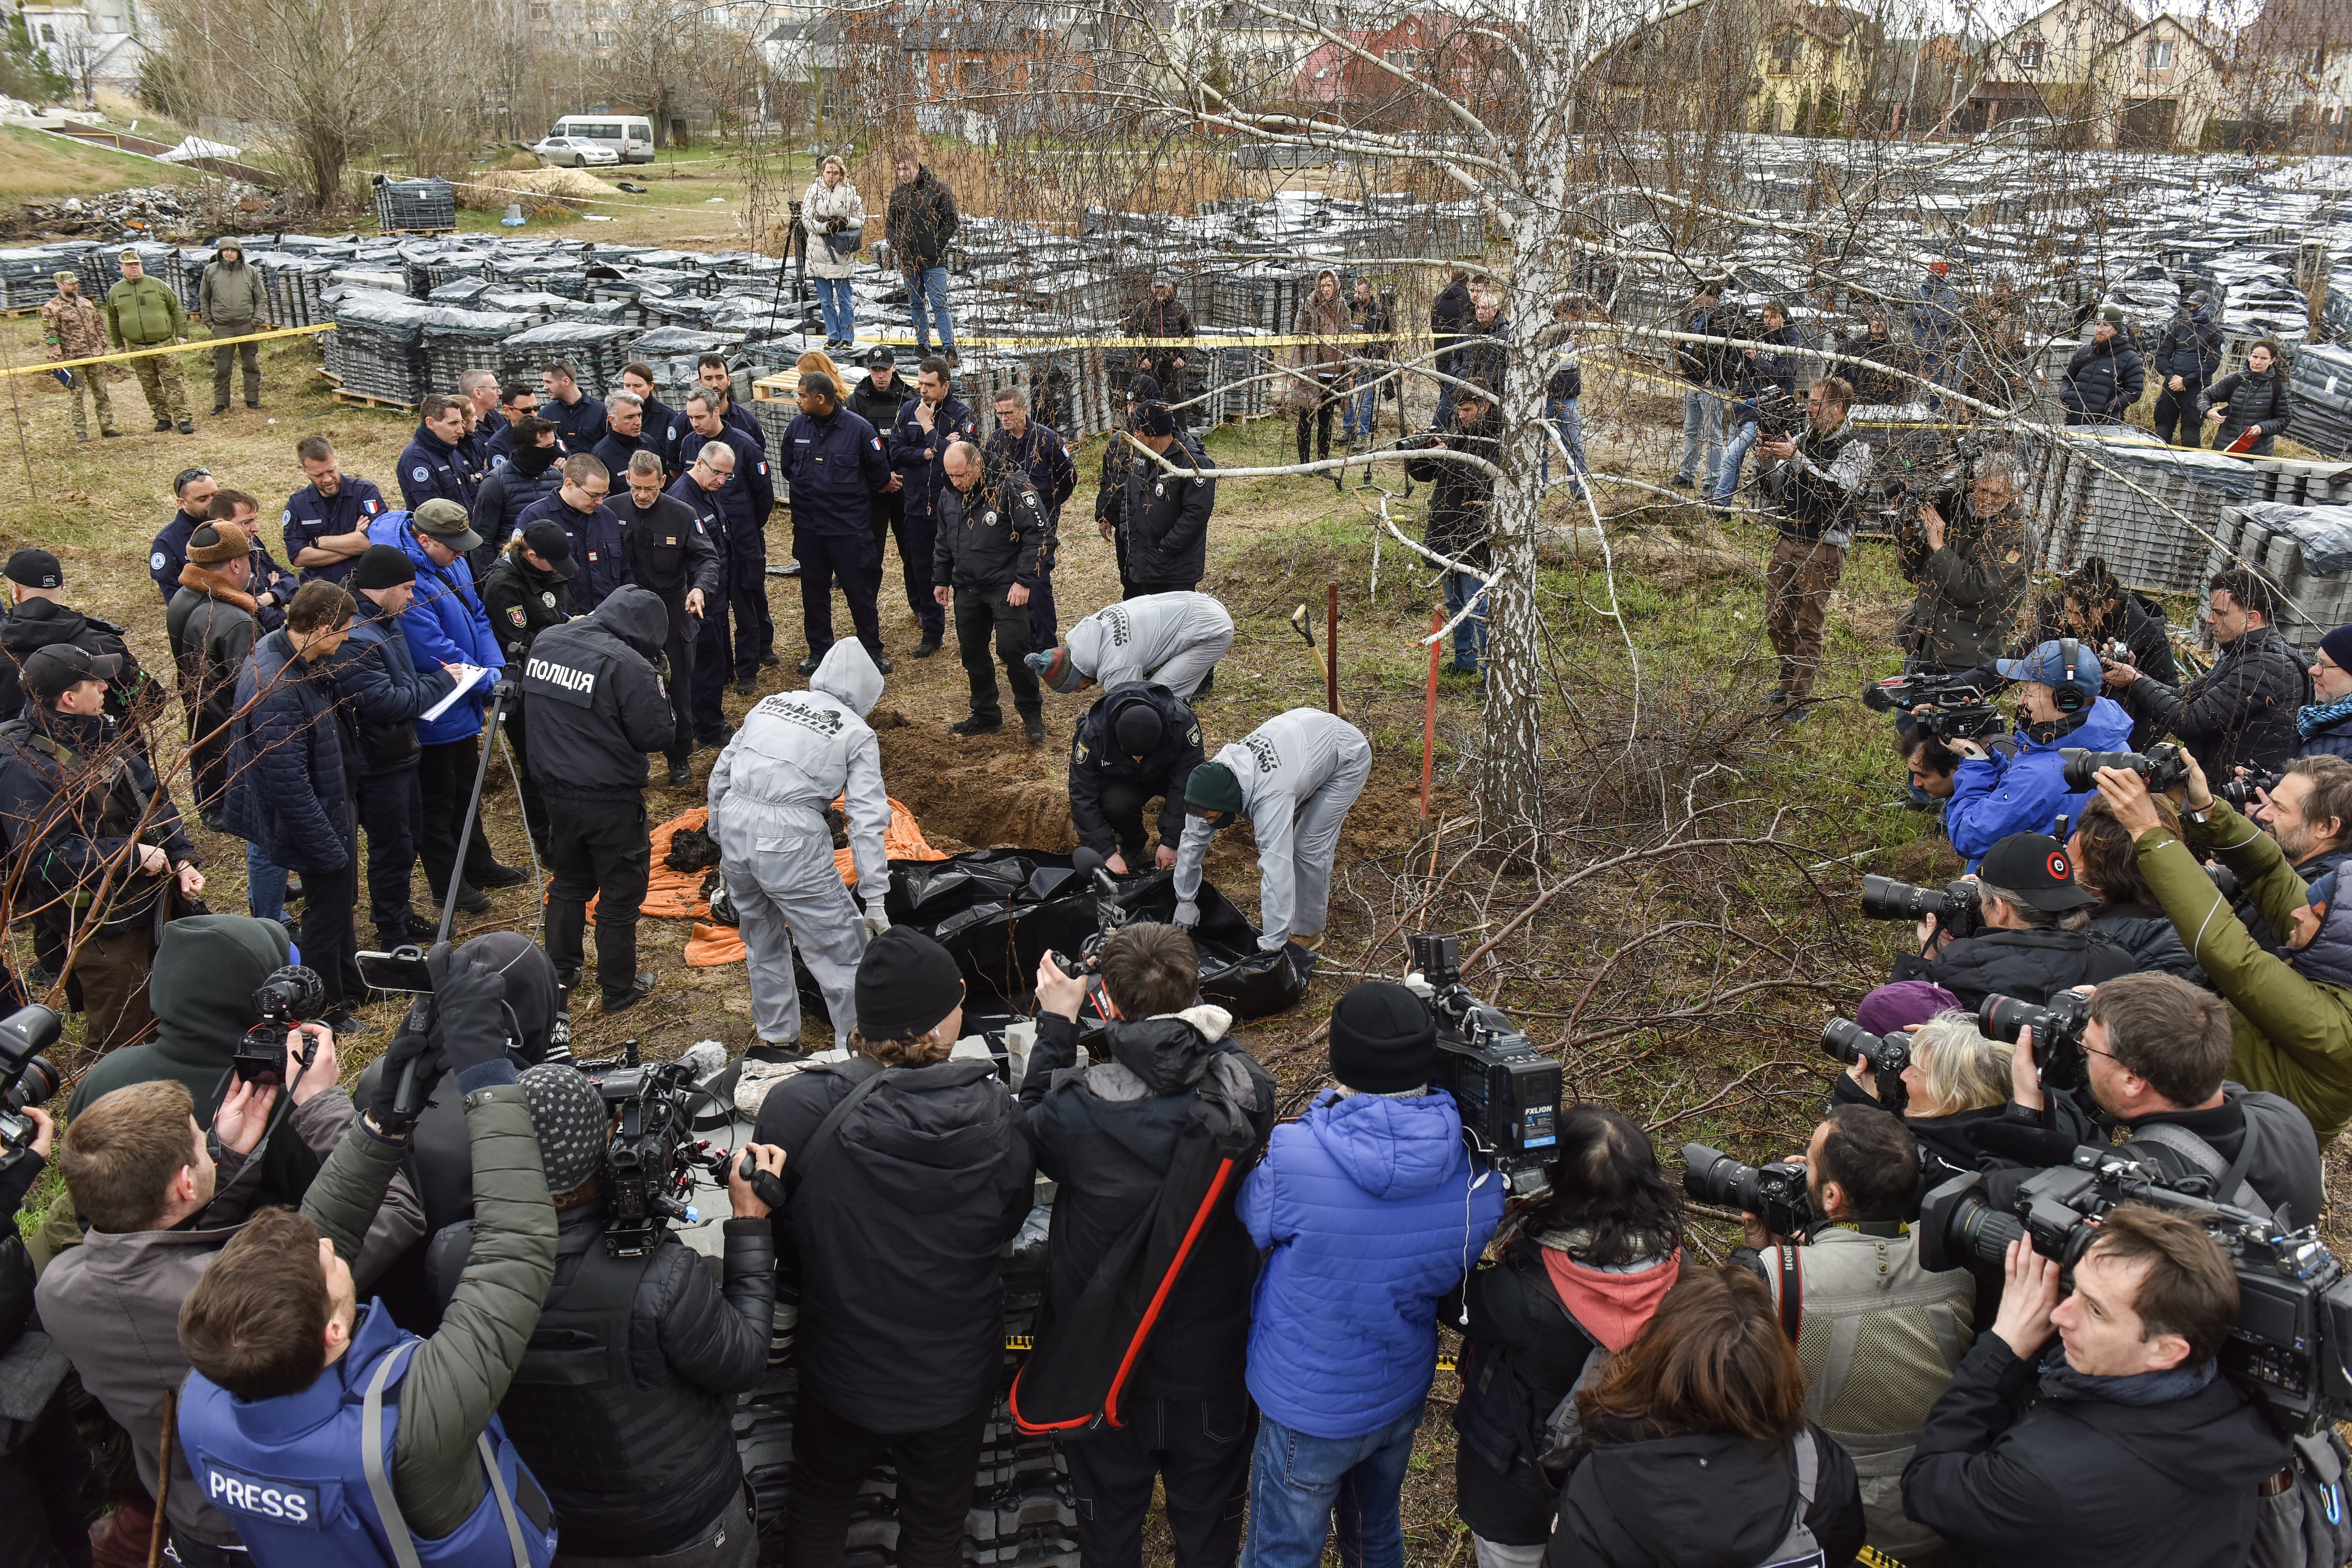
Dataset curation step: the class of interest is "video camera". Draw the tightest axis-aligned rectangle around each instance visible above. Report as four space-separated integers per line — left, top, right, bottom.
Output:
2059 741 2190 794
1407 934 1561 1196
1683 1143 1815 1238
1860 672 2005 744
574 1040 730 1258
231 965 329 1086
1043 848 1131 1025
1820 1017 1911 1114
1977 989 2090 1092
1859 873 1983 940
0 1004 61 1173
1920 1148 2352 1433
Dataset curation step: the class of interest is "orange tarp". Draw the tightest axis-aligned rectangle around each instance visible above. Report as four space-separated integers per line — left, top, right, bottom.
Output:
631 799 946 968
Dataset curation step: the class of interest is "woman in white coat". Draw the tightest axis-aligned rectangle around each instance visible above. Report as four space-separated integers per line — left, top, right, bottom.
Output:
802 155 867 351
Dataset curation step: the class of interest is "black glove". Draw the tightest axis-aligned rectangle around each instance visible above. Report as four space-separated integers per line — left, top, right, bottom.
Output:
429 948 513 1078
367 1020 439 1136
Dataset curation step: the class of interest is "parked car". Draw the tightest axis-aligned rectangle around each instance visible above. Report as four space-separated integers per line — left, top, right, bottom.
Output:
550 114 658 165
532 135 619 168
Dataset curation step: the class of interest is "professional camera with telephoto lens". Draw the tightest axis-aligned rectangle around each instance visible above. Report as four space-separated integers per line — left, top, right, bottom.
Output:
231 965 329 1086
0 1004 62 1170
1820 1017 1911 1114
1684 1144 1816 1238
1860 671 2005 743
1919 1147 2352 1433
575 1040 731 1258
2059 740 2190 794
1408 934 1561 1196
1859 873 1984 940
2216 766 2280 810
1753 385 1804 440
1976 988 2091 1091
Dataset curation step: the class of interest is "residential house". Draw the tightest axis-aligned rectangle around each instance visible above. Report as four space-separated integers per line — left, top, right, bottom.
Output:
17 0 148 101
2235 0 2352 145
1750 1 1883 134
1964 0 2224 146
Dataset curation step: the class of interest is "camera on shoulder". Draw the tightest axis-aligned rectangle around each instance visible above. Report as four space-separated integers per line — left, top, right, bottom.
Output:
1406 934 1560 1195
1861 671 2005 743
574 1039 731 1258
0 1004 61 1172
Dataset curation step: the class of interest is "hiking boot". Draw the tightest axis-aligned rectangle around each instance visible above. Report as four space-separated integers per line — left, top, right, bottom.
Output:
154 418 172 432
246 399 261 410
604 971 659 1011
734 676 756 697
400 912 440 942
439 881 493 914
176 420 196 434
212 403 229 415
872 654 892 674
761 651 781 667
949 714 1004 738
1022 711 1046 744
667 761 693 786
473 861 527 889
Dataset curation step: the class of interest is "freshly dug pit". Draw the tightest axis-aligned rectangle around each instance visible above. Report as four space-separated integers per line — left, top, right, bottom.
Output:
874 709 1079 854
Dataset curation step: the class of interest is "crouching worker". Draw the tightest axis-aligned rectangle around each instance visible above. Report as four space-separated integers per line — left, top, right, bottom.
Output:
1022 926 1277 1568
1175 707 1371 954
175 952 562 1568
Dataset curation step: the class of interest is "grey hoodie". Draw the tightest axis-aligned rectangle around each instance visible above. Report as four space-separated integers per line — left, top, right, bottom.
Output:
709 640 890 890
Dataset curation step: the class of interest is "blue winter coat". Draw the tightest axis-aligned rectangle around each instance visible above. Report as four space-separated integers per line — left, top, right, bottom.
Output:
779 406 891 540
516 493 631 612
222 629 355 873
678 424 774 551
543 391 608 454
396 426 474 512
1238 1088 1504 1439
370 513 502 746
1946 696 2135 870
889 396 978 523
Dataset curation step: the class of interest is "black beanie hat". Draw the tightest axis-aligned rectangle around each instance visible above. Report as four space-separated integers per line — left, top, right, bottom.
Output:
1328 981 1438 1094
856 927 965 1041
349 544 418 591
1112 702 1165 757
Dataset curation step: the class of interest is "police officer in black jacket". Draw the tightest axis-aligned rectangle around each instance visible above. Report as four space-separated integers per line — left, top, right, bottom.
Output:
473 1061 785 1568
1069 682 1204 873
850 350 912 603
610 449 721 786
933 440 1047 743
480 520 579 860
520 584 677 1011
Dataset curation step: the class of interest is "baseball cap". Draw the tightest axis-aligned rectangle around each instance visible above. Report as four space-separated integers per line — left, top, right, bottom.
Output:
4 549 62 590
409 498 482 554
1979 833 2097 912
1994 638 2101 690
22 644 123 704
520 520 580 579
865 347 896 369
52 270 74 287
117 247 139 265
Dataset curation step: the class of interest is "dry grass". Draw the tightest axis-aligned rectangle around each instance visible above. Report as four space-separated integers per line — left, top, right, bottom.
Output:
0 126 199 201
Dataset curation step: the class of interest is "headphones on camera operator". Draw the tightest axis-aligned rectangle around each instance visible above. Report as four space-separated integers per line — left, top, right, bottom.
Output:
2015 637 2096 747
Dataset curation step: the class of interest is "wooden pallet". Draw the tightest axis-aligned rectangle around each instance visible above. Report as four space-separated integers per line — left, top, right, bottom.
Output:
380 227 456 237
317 367 343 388
330 386 415 413
751 370 799 402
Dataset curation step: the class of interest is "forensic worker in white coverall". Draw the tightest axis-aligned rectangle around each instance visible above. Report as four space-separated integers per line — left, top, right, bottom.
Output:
708 639 891 1045
1028 589 1234 700
1173 706 1371 951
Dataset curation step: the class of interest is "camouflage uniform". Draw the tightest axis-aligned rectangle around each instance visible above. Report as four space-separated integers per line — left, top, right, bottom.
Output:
39 276 115 440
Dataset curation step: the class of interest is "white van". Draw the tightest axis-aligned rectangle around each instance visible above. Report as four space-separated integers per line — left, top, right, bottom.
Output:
549 114 656 164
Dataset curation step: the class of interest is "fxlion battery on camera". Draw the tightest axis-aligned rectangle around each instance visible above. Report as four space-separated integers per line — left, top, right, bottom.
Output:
1405 933 1561 1195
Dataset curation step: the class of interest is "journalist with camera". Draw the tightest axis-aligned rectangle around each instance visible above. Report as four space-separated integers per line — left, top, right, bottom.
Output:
1699 1106 1975 1566
1885 832 2133 1009
1901 1207 2290 1568
1998 971 2324 1231
1894 455 2030 682
1937 638 2133 871
2229 754 2352 957
1756 375 1874 714
2066 796 2203 981
2034 556 2177 748
2104 567 2309 778
2092 750 2352 1140
1828 993 2016 1189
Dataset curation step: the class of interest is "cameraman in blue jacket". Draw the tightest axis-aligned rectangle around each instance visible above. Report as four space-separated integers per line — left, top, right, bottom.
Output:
1943 639 2134 871
1238 982 1503 1568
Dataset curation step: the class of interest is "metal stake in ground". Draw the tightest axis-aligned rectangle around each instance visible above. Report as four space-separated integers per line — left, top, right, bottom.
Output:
1422 608 1440 823
1325 581 1340 716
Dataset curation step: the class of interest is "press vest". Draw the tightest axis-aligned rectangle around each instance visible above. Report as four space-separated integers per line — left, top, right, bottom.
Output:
177 1301 557 1568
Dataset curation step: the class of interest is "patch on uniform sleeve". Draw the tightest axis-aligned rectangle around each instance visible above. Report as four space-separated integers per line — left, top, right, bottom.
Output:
507 606 528 628
363 499 380 514
412 465 429 482
150 550 167 571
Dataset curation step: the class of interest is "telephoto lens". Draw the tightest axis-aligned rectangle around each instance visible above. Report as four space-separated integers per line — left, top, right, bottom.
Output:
1819 1017 1911 1075
1976 990 2091 1090
2058 740 2188 794
1917 1172 2029 1273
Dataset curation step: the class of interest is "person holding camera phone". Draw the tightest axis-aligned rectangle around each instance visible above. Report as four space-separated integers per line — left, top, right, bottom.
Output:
1901 1209 2288 1568
1723 1105 1976 1568
2101 567 2307 780
1707 300 1798 509
1755 376 1873 716
1936 638 2134 872
2092 750 2352 1141
1894 456 2030 682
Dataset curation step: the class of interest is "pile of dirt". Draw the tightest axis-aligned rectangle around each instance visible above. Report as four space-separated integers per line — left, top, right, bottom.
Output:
469 167 622 204
873 709 1079 854
0 182 281 241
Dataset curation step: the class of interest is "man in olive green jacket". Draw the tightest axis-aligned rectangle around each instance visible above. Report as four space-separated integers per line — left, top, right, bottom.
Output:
104 248 191 434
2099 755 2352 1142
197 240 268 414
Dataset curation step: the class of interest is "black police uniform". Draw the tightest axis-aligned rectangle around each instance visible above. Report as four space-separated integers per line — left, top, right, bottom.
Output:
480 550 576 856
612 488 724 772
933 466 1045 726
517 586 676 1004
1069 682 1204 865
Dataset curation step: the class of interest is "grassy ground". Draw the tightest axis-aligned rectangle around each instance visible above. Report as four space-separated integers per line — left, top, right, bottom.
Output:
0 125 199 202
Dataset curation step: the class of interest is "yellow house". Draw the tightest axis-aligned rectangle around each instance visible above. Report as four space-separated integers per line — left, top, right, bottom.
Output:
1751 1 1881 134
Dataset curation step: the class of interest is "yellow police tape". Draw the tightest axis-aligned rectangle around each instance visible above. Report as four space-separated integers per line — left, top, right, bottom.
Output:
862 332 1392 351
2 322 337 378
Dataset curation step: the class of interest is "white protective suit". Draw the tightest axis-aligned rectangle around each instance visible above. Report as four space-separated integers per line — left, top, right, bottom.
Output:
1173 707 1371 950
1066 591 1234 697
708 640 890 1045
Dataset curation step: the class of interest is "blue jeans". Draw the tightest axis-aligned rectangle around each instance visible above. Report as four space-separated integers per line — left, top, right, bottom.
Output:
1713 408 1761 503
815 277 854 342
1345 382 1378 438
1677 389 1722 485
1241 1412 1420 1568
245 841 288 923
1443 570 1487 672
903 266 955 356
1542 395 1585 487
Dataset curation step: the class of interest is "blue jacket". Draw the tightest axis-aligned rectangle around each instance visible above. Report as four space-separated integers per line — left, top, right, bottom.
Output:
516 493 631 611
1238 1088 1504 1439
283 477 388 586
371 513 503 745
637 395 682 472
222 628 355 873
779 406 890 540
589 430 657 484
150 508 208 605
664 473 732 568
678 424 774 550
397 426 475 512
543 390 608 453
1945 696 2135 870
328 597 456 773
889 396 978 523
665 398 760 459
